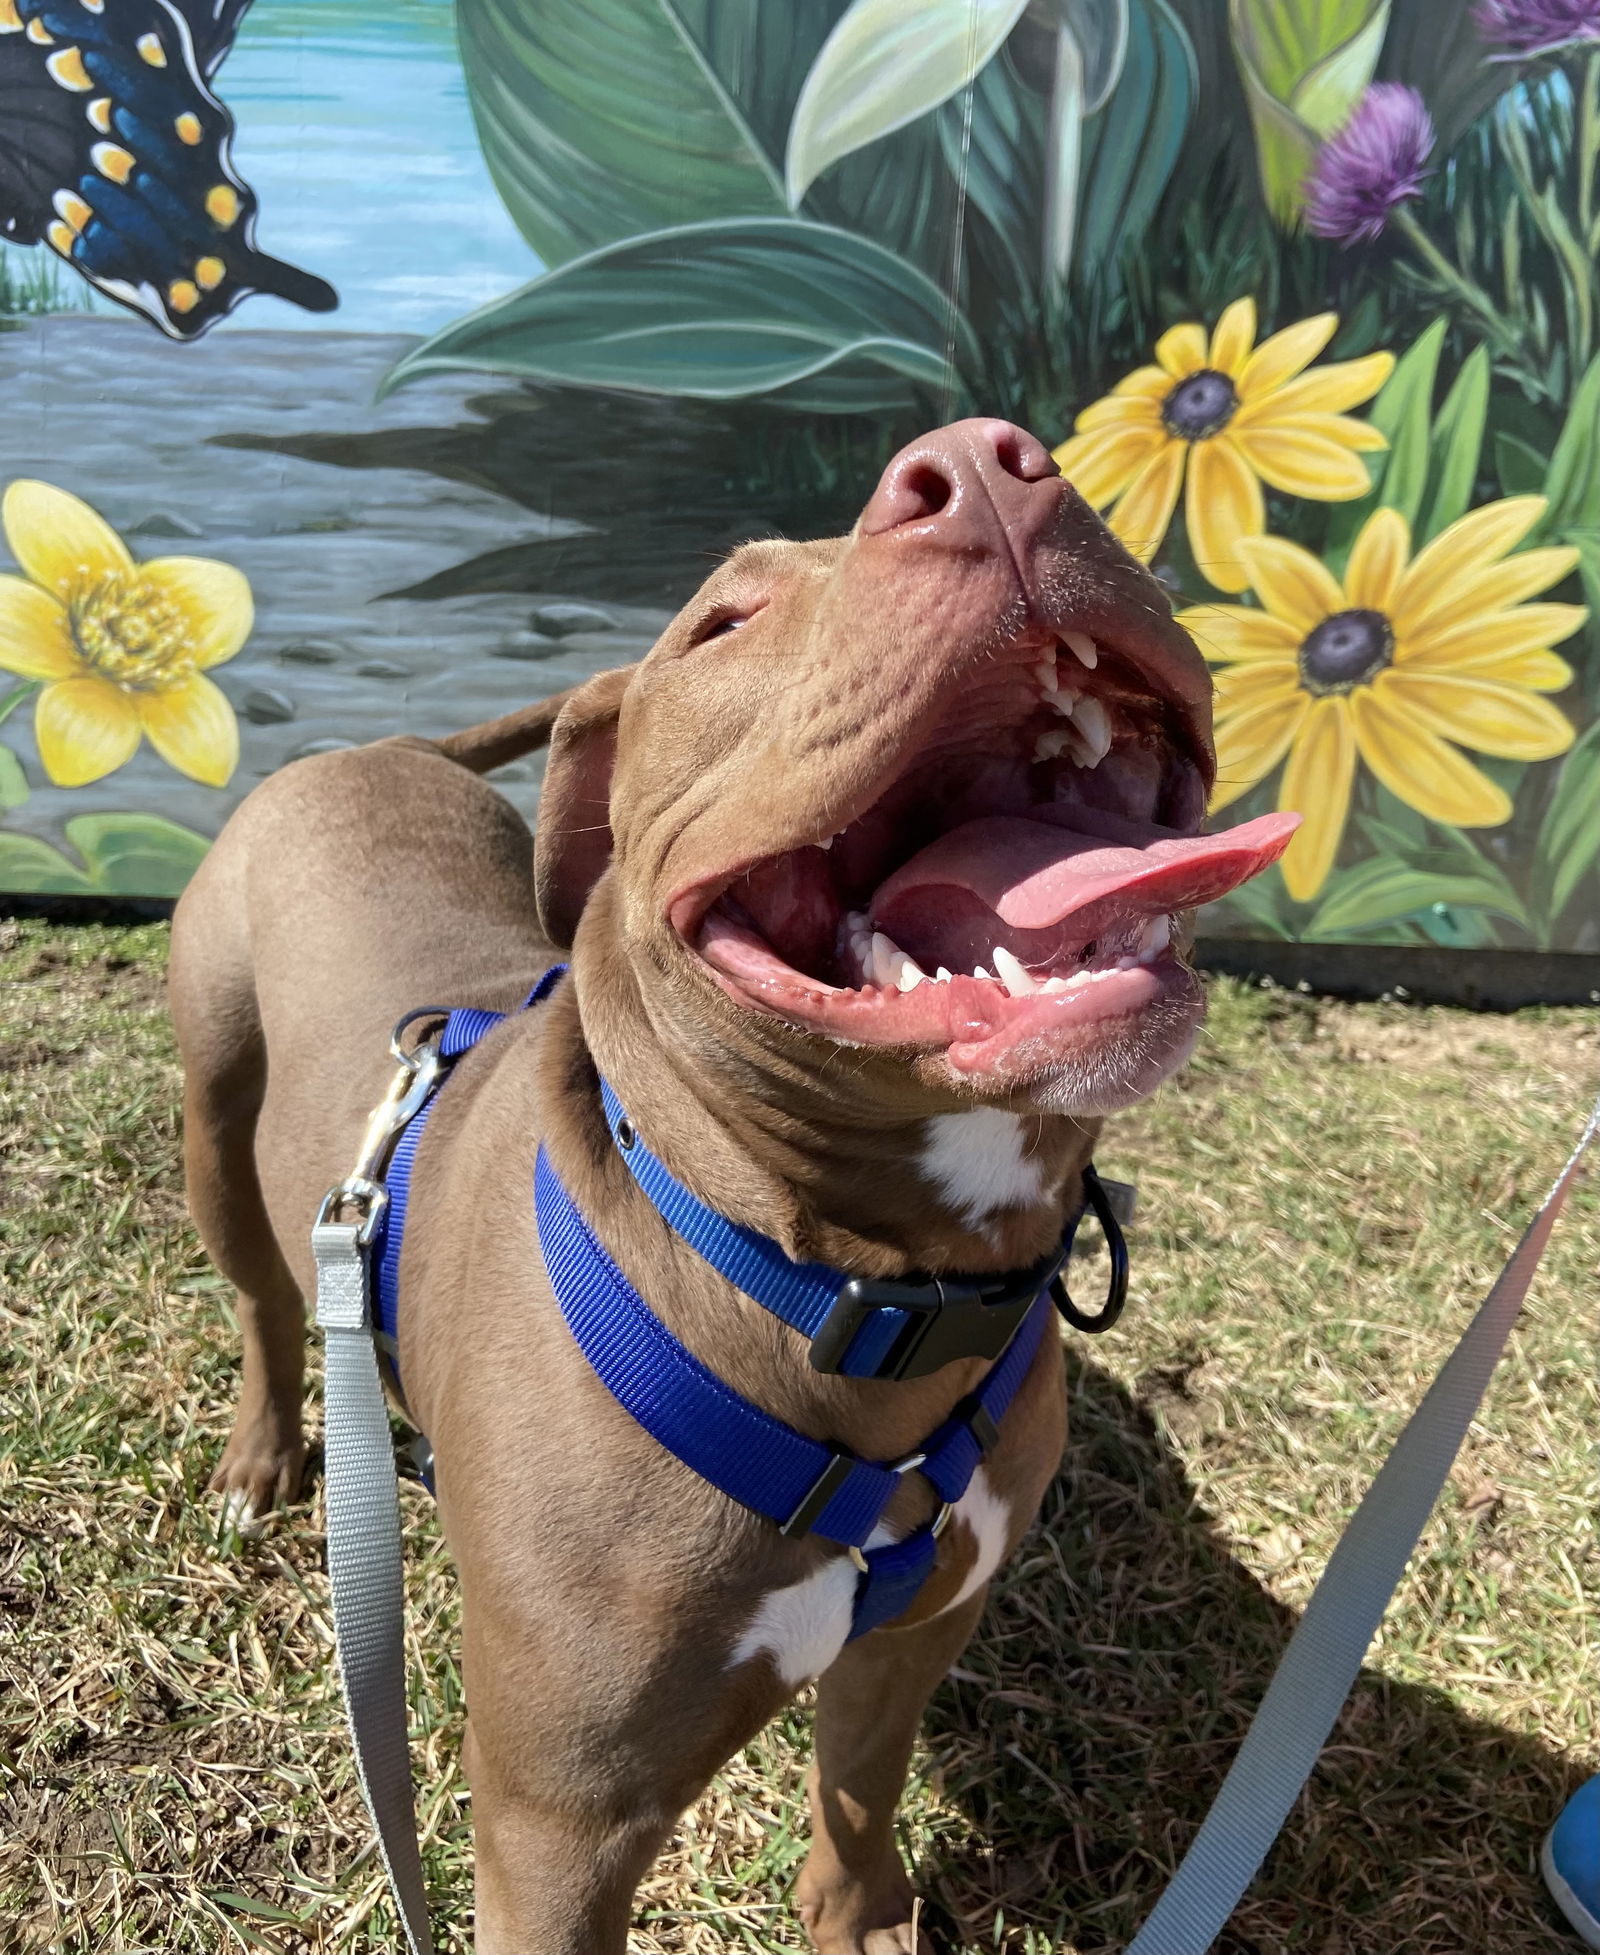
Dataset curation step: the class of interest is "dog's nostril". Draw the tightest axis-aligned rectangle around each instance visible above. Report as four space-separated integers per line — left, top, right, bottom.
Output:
901 464 953 519
980 419 1059 483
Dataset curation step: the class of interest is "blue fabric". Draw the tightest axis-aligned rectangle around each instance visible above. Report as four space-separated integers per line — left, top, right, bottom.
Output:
373 968 568 1357
537 1131 1050 1634
1546 1776 1600 1940
598 1077 910 1375
372 958 1050 1636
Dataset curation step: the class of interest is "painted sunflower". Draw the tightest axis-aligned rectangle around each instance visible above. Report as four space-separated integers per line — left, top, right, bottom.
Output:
1176 497 1584 902
0 480 249 787
1053 298 1394 593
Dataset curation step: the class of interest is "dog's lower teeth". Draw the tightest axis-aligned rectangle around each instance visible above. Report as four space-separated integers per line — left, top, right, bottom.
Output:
991 946 1036 997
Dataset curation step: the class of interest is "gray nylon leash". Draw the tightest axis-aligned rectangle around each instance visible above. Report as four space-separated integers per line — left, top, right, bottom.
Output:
1126 1088 1600 1955
313 1218 435 1955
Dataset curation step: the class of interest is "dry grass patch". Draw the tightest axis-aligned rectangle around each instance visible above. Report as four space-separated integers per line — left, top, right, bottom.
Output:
1 921 1595 1953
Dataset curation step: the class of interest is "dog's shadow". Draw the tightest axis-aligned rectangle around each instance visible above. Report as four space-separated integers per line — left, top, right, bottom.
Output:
914 1352 1580 1955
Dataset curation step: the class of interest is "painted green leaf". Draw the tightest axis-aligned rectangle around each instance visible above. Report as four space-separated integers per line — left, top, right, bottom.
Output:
383 219 974 413
1495 430 1549 499
1536 719 1600 925
785 0 1029 206
1379 0 1512 149
0 747 28 812
0 832 93 894
1228 0 1390 224
1202 867 1299 939
1042 16 1087 290
64 814 211 895
0 681 38 729
1075 0 1197 281
1308 859 1530 940
1542 351 1600 535
1327 319 1446 559
1417 344 1490 544
937 50 1046 300
458 0 799 268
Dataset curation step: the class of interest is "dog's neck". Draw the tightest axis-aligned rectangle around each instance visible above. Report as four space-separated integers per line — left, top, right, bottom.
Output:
571 904 1095 1279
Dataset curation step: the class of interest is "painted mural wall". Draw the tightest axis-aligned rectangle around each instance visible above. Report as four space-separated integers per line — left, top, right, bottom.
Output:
0 0 1597 957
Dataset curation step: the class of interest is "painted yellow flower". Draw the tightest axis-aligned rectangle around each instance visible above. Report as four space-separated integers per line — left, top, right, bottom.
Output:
0 480 249 787
1053 298 1394 593
1177 497 1584 903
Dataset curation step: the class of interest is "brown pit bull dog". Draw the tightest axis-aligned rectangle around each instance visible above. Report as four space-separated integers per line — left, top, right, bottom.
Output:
169 418 1294 1954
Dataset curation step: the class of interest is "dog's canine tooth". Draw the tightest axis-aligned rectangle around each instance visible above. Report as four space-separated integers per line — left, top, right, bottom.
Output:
870 931 918 989
1072 696 1113 765
991 946 1037 996
1137 914 1171 962
1063 630 1099 670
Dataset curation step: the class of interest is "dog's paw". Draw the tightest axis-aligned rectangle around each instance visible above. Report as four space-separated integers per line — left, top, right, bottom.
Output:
209 1424 305 1534
796 1877 932 1954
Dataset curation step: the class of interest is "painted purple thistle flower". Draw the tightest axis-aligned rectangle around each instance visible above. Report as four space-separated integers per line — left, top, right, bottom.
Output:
1304 84 1436 246
1473 0 1600 58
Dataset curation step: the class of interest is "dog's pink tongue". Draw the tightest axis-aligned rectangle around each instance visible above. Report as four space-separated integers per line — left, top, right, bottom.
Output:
872 810 1299 932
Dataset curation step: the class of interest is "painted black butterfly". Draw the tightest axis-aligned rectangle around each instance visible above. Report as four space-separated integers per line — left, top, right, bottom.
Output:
0 0 336 337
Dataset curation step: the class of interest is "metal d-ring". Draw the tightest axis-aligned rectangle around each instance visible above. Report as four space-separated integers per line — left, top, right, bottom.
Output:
847 1451 955 1570
389 1006 452 1067
1050 1161 1130 1335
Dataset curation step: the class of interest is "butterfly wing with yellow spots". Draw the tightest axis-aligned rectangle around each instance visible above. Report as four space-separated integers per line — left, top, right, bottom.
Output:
1 0 335 338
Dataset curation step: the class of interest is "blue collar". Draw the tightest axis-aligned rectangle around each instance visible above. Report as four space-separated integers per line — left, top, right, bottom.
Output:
369 967 1122 1638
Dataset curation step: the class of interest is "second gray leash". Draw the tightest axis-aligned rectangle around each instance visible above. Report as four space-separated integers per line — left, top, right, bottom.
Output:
314 1217 435 1955
1127 1090 1600 1954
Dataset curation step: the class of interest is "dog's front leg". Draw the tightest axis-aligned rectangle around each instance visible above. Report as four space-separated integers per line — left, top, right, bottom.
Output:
465 1715 676 1955
797 1589 988 1954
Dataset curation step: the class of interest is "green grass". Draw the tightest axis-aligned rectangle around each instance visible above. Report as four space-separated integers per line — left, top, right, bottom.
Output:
1 920 1595 1953
0 246 97 323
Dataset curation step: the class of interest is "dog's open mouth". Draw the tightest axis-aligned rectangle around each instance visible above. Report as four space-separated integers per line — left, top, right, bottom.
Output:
668 627 1296 1084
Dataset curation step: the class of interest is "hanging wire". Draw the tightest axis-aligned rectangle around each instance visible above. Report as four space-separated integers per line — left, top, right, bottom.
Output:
939 0 981 421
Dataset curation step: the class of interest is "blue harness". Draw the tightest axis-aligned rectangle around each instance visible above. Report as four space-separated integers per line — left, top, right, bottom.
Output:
370 966 1126 1639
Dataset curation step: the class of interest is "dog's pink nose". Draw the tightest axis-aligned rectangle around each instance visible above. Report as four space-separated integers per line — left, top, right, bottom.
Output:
859 418 1060 537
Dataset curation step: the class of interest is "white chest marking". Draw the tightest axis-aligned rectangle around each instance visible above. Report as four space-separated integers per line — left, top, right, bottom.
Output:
730 1464 1019 1682
730 1526 896 1687
921 1109 1045 1228
931 1465 1014 1618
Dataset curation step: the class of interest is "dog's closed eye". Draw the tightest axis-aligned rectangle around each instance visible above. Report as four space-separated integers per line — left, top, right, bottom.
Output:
688 609 757 645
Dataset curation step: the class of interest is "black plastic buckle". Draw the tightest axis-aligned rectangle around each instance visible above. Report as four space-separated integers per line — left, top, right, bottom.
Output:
809 1244 1063 1382
1050 1163 1130 1335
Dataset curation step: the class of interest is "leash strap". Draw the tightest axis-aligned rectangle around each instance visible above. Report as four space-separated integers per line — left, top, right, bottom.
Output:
312 1219 434 1955
1126 1089 1600 1955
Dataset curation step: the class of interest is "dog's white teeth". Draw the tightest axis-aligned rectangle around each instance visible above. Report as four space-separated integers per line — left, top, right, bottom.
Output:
867 930 925 991
934 966 954 984
991 946 1037 997
817 834 834 851
1063 630 1100 670
1136 913 1172 962
1115 954 1140 970
1072 695 1113 766
1041 974 1071 994
973 964 994 982
1035 656 1059 694
1033 727 1071 763
1049 687 1080 719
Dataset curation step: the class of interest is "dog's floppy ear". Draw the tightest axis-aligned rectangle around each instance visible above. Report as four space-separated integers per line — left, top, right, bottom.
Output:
534 663 637 949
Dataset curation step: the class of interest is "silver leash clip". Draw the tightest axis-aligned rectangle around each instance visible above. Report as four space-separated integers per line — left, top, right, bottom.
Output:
314 1011 450 1243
